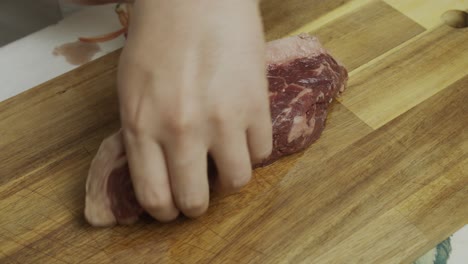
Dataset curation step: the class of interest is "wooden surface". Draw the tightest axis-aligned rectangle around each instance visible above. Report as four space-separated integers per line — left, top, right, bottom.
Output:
1 0 467 263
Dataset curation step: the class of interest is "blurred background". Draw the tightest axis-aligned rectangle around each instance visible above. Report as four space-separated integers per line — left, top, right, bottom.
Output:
0 0 83 46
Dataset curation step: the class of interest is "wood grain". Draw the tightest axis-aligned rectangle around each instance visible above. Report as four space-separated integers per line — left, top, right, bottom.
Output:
0 52 120 187
260 0 355 41
311 209 428 264
310 0 425 71
384 0 468 29
341 25 468 129
1 0 467 263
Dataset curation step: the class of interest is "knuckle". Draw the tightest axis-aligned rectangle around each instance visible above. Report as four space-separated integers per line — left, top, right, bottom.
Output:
166 118 195 135
209 114 224 127
120 100 152 137
137 190 173 213
177 196 208 218
165 108 200 136
123 117 148 137
210 115 237 135
209 106 232 126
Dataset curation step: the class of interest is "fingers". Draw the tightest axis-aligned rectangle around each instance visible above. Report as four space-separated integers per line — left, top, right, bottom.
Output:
247 106 273 165
210 130 252 193
123 132 179 222
164 138 209 218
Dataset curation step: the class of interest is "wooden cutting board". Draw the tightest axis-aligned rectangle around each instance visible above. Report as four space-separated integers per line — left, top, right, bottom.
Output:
1 0 467 263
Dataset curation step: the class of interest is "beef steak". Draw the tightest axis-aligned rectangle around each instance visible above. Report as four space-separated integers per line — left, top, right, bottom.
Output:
85 34 348 226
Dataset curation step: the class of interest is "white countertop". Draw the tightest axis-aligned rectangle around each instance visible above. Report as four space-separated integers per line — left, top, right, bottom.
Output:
0 4 124 102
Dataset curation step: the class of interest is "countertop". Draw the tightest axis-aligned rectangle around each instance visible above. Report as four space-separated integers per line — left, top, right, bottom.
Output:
0 4 124 103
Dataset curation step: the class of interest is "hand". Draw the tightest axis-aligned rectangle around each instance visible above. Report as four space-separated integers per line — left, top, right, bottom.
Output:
117 0 272 222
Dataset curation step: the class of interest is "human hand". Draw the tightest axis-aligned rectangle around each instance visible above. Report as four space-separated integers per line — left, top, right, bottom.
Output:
117 0 272 221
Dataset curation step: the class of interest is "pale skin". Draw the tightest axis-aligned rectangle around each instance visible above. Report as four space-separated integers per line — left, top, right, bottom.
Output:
116 0 272 221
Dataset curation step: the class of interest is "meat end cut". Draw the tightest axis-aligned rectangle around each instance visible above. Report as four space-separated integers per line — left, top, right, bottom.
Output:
85 33 348 226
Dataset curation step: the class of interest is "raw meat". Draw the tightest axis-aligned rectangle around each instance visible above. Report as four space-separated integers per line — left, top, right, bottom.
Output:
85 33 348 226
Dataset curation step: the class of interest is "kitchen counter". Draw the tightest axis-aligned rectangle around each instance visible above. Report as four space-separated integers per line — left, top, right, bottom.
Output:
0 4 124 102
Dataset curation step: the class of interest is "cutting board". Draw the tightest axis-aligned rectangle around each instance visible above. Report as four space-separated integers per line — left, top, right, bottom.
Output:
1 0 467 263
